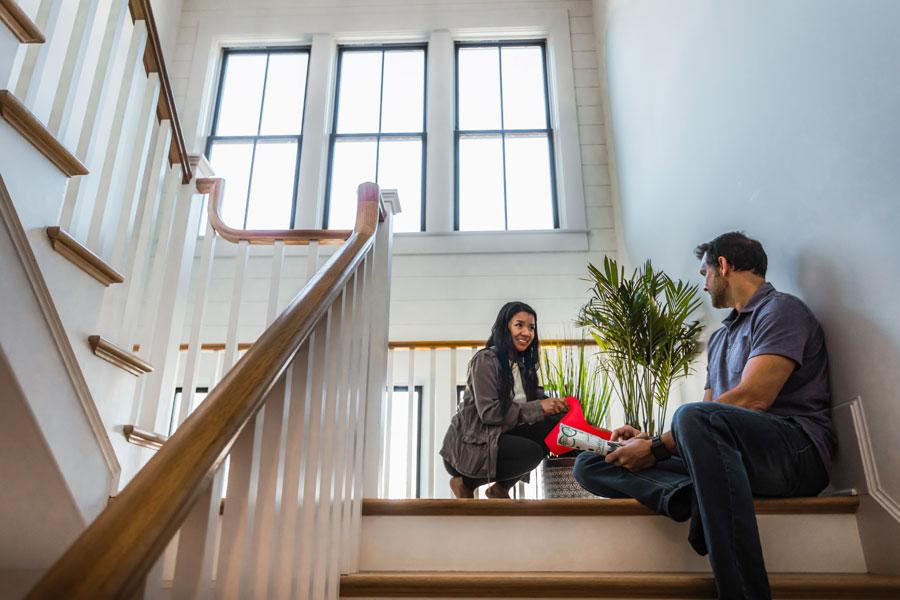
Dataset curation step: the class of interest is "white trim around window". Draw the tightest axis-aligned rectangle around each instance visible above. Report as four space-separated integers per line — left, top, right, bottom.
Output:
182 6 587 254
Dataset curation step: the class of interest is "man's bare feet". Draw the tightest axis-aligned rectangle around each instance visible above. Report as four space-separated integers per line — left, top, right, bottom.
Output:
450 476 474 498
485 483 510 499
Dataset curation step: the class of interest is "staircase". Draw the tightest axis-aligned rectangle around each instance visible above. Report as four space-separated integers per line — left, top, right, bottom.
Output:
3 0 900 598
344 498 900 598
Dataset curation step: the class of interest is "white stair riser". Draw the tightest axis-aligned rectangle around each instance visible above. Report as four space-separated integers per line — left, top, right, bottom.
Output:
360 514 866 573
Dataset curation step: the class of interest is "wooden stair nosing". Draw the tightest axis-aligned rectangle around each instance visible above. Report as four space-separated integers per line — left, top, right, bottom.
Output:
0 90 87 177
361 496 859 517
0 0 45 43
123 425 167 451
88 335 153 376
339 571 900 598
46 226 124 286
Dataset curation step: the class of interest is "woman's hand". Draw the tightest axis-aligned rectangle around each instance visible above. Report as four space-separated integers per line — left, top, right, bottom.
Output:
540 397 568 415
611 424 649 441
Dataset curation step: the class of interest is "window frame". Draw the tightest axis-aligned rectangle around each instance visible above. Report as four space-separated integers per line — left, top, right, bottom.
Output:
390 384 425 498
323 43 428 231
453 39 560 232
205 46 312 230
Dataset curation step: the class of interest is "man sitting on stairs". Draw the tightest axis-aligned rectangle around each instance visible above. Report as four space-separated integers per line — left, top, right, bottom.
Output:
573 231 836 600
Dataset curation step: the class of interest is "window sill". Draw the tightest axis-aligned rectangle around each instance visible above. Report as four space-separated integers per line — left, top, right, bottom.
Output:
393 229 589 255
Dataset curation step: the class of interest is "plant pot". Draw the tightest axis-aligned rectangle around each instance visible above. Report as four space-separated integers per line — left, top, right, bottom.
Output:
540 455 594 499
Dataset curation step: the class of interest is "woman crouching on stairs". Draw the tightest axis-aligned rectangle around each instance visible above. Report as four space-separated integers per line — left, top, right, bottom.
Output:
440 301 569 498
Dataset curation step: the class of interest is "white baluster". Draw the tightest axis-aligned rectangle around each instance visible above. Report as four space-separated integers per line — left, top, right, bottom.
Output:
363 211 394 498
171 467 226 599
406 348 416 498
311 292 346 599
246 375 289 598
349 254 373 571
215 406 263 600
294 317 330 599
327 274 359 596
306 240 319 281
86 18 148 249
113 119 172 344
267 240 285 323
101 71 160 264
47 0 103 135
178 220 217 427
13 0 65 102
59 0 132 238
341 264 364 573
424 347 437 497
129 162 179 358
122 133 178 352
272 347 311 600
142 542 168 600
22 0 83 123
223 241 250 371
382 348 394 498
138 179 203 433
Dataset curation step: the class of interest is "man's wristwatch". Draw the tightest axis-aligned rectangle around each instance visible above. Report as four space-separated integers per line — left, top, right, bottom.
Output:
650 436 672 461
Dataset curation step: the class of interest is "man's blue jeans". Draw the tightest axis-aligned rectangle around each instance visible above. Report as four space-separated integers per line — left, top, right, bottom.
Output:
572 402 828 600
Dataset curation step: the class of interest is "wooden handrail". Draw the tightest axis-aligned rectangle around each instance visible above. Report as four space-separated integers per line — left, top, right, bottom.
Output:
204 176 353 245
127 0 191 183
28 181 383 599
142 339 596 353
388 339 595 349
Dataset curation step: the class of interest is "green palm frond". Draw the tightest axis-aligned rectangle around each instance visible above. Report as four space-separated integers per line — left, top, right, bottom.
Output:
578 257 703 435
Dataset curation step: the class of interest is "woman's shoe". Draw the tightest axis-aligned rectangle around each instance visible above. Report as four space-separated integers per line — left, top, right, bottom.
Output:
450 476 474 498
485 483 511 499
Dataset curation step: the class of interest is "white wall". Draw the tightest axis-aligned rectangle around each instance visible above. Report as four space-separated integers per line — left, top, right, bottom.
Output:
170 0 616 346
597 0 900 573
150 0 184 65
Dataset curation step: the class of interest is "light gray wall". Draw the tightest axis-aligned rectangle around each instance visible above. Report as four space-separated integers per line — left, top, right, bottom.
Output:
150 0 184 65
597 0 900 572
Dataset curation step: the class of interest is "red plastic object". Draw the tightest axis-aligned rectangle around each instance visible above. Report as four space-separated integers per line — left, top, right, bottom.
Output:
544 396 612 455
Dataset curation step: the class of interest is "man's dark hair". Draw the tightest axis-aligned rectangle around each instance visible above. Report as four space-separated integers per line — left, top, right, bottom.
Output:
694 231 768 277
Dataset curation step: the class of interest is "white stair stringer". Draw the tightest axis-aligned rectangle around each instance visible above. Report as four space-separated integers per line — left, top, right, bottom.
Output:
0 171 118 580
360 510 866 574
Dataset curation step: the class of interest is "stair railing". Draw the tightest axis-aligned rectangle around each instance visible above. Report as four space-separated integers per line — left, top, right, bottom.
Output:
28 179 397 599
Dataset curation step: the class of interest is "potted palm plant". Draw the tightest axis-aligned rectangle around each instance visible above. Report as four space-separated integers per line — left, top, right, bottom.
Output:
539 341 612 498
578 257 703 436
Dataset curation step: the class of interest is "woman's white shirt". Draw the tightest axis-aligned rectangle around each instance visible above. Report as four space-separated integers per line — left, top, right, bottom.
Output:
511 361 527 404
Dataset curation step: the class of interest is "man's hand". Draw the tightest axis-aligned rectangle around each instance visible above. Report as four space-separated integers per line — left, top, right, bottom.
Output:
540 397 568 415
605 438 655 472
611 424 650 441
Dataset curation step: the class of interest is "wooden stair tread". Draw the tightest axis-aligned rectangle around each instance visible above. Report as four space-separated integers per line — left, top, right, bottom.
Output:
0 0 45 43
46 227 124 286
362 496 859 517
0 90 87 176
340 571 900 598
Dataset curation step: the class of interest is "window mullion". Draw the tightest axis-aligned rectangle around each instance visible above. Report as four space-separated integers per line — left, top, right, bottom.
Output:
497 46 509 231
374 50 386 184
241 53 272 229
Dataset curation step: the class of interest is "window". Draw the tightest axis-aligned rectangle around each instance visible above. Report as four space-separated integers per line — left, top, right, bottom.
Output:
455 41 558 231
169 387 209 435
206 48 310 229
386 385 423 498
325 45 426 232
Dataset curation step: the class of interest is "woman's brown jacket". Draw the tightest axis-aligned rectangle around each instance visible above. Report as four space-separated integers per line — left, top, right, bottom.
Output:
439 347 545 479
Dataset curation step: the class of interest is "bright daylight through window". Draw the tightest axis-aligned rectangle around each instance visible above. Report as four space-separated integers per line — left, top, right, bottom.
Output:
456 41 557 231
325 46 426 232
206 48 309 230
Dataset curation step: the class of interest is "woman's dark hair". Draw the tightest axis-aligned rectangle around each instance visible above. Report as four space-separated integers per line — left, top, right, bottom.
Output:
485 301 541 413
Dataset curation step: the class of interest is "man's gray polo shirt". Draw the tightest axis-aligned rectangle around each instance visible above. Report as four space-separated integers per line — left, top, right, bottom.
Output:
705 282 836 471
